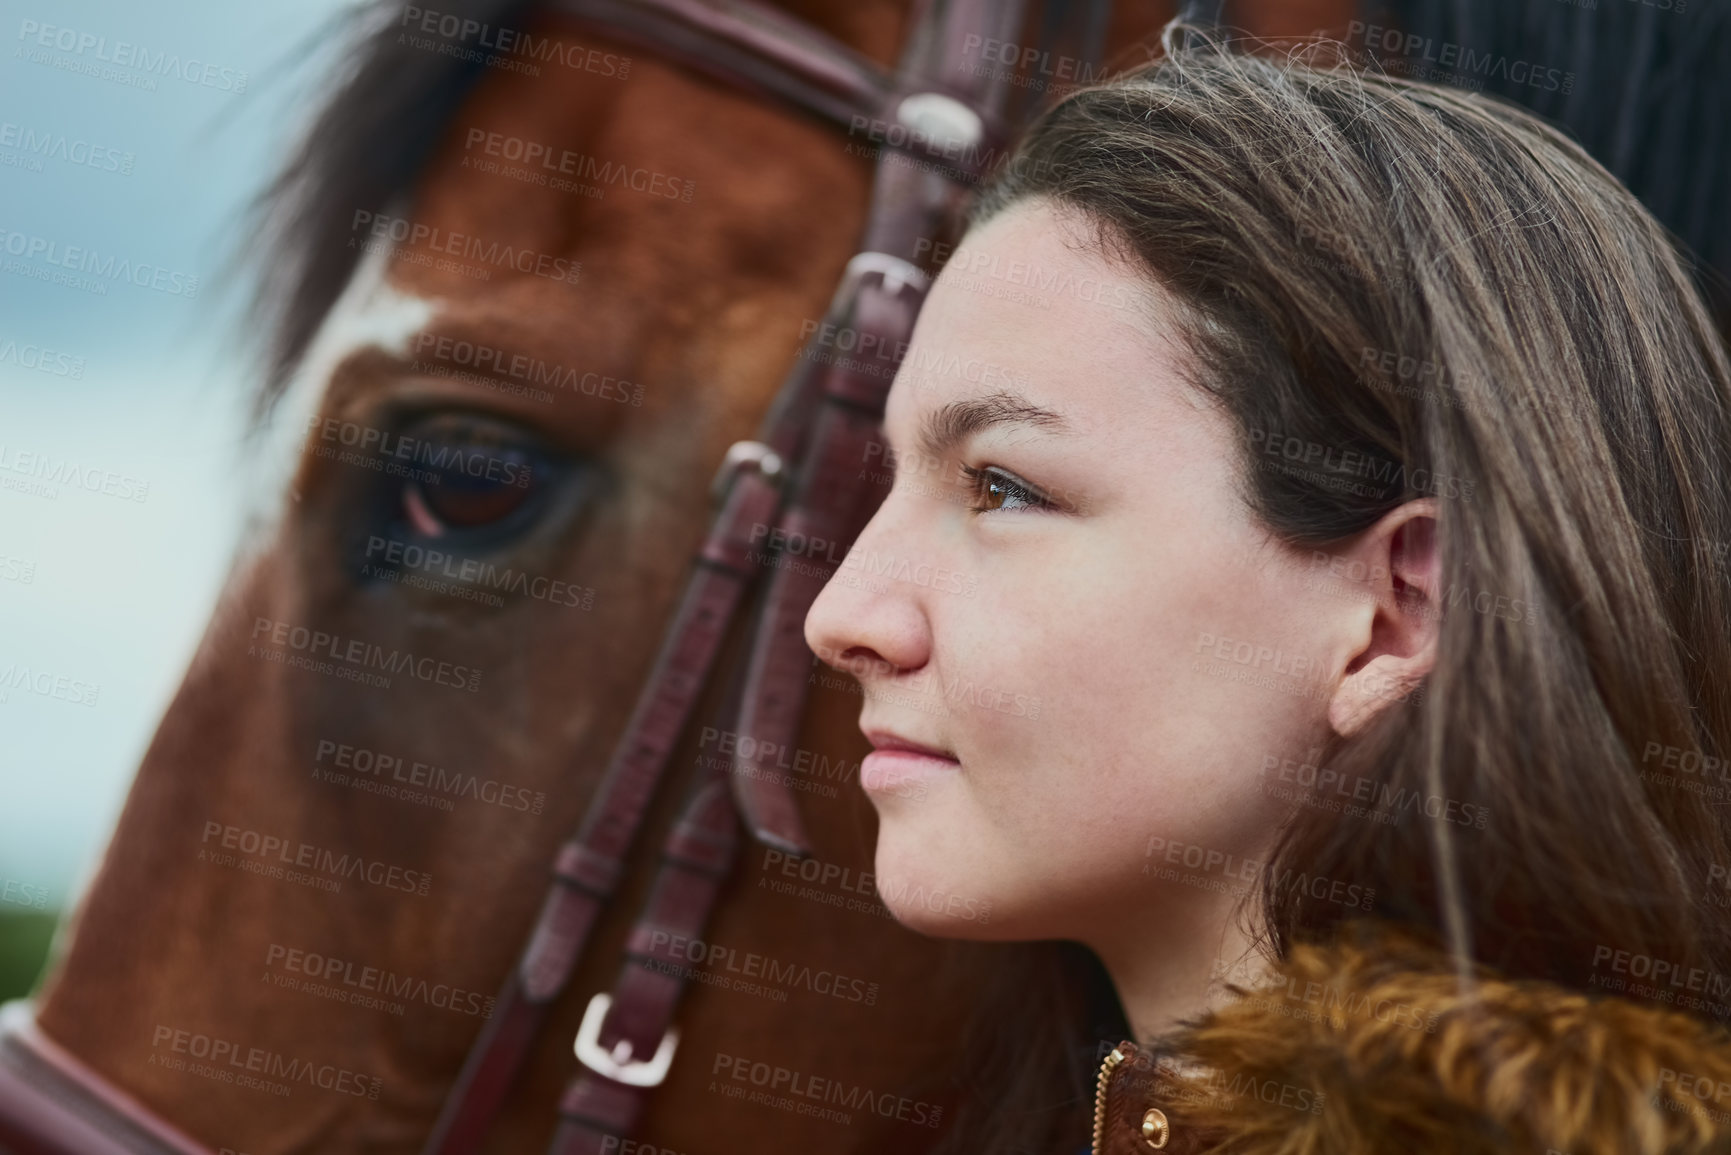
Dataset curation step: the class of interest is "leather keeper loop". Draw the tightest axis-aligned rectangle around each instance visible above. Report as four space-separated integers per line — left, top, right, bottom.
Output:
554 843 623 897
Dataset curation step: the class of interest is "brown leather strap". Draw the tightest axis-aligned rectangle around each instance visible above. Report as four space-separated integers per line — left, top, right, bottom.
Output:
546 776 739 1154
429 2 1054 1152
727 0 1040 849
548 0 893 133
546 0 1015 180
420 249 857 1155
536 295 927 1146
420 466 782 1155
540 0 1033 1137
0 1005 215 1155
725 258 926 852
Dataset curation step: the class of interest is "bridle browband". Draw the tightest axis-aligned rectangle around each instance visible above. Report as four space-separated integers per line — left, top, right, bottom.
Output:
0 1 1111 1152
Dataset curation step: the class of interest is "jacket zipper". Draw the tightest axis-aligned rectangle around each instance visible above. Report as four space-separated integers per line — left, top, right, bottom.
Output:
1092 1043 1129 1155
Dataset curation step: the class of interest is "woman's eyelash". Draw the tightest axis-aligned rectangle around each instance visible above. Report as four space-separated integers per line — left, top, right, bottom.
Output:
958 463 1054 514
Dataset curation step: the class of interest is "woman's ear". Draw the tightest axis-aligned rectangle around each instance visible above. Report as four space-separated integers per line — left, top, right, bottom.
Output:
1327 499 1440 739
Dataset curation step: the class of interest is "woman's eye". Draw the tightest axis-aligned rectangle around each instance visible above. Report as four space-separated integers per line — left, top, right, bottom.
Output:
959 464 1052 513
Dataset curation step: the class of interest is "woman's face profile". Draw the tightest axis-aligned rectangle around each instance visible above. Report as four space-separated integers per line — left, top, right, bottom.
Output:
806 198 1427 959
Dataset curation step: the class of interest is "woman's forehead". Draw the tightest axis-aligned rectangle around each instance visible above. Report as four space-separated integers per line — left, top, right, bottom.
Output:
901 203 1193 426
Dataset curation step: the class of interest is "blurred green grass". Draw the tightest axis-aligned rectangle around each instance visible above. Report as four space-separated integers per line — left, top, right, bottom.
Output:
0 911 57 1001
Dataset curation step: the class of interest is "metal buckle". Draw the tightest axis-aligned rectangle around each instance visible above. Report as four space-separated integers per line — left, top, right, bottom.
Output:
572 992 679 1088
846 251 930 299
710 439 784 503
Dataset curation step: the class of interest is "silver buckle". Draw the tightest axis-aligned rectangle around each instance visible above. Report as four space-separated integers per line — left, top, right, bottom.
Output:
572 992 679 1088
845 251 930 299
710 439 784 503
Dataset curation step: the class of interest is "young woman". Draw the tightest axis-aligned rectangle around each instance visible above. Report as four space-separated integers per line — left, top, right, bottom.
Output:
805 27 1731 1155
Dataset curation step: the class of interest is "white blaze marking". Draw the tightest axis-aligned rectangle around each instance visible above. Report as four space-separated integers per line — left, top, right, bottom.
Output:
242 240 438 538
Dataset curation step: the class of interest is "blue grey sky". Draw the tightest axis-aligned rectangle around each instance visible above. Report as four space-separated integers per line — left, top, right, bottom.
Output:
1 0 359 904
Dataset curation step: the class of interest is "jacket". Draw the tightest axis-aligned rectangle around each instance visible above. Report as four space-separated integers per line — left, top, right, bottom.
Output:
1090 922 1731 1154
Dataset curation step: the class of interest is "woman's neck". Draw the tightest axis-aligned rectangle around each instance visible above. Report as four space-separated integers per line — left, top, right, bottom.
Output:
1090 895 1272 1042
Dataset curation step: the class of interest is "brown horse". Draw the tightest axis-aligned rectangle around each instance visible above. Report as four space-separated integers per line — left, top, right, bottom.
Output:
16 2 1357 1153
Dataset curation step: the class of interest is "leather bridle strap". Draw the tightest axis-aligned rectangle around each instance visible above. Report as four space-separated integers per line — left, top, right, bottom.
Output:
426 2 1059 1153
546 0 1014 180
420 262 927 1155
724 253 927 851
546 2 1040 1152
423 0 1038 1144
546 773 737 1155
543 264 934 1155
420 463 783 1155
546 579 755 1155
548 0 892 133
0 1003 215 1155
725 0 1031 847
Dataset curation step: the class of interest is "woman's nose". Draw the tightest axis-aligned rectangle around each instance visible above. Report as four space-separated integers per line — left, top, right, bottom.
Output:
803 508 933 679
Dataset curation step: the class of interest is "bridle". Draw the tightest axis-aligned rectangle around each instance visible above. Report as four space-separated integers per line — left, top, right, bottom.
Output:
0 1 1112 1152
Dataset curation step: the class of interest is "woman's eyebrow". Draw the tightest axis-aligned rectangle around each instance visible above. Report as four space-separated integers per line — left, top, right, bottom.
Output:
916 389 1076 462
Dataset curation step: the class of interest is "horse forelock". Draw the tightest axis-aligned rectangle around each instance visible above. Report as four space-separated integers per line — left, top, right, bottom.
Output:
250 0 538 411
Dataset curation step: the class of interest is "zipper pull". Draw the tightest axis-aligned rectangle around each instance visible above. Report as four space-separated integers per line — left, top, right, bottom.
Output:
1092 1041 1134 1154
1093 1041 1171 1152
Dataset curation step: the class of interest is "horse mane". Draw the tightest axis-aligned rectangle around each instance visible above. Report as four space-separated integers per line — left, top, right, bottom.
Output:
1379 0 1731 322
248 0 538 414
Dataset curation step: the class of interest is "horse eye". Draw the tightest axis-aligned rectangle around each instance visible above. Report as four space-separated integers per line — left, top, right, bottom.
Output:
389 414 553 540
401 446 538 536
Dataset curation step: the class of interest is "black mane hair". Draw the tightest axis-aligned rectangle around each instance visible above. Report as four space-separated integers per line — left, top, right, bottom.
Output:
249 0 536 411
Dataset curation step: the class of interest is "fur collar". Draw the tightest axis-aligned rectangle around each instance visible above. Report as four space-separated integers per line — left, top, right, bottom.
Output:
1093 922 1731 1154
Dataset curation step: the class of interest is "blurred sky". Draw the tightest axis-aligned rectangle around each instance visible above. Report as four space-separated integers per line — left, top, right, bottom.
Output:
0 0 360 904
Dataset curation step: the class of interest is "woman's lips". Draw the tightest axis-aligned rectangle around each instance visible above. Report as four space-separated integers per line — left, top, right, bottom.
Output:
860 747 960 794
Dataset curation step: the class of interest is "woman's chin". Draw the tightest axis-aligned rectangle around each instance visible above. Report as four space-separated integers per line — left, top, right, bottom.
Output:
872 861 1004 941
880 893 1005 940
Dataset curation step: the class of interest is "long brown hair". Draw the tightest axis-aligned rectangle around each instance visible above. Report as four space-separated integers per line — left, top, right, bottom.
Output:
946 21 1731 1151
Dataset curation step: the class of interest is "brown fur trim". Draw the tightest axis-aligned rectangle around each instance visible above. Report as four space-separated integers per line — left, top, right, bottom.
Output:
1116 922 1731 1154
